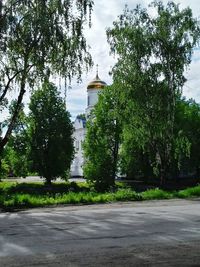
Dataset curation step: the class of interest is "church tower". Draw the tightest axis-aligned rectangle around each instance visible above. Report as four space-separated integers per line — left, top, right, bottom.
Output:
71 66 107 177
85 65 107 116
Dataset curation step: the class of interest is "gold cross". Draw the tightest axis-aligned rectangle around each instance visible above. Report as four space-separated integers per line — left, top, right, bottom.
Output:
96 64 99 76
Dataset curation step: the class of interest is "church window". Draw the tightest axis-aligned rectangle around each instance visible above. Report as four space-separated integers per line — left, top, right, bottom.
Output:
75 140 79 151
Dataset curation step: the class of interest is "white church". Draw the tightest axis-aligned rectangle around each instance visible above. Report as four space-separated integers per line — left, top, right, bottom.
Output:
70 68 107 177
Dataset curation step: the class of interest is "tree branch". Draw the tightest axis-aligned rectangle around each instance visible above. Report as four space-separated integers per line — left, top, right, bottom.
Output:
0 69 22 103
0 59 33 151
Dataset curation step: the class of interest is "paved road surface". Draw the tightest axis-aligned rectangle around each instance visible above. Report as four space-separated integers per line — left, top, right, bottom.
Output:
4 176 86 183
0 199 200 266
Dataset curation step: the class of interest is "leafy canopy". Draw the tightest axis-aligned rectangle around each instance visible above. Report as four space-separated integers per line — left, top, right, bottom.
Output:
83 85 122 191
0 0 93 155
29 82 74 184
106 1 200 183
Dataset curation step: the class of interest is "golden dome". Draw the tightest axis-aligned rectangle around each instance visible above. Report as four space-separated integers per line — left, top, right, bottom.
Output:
87 74 107 90
87 65 107 90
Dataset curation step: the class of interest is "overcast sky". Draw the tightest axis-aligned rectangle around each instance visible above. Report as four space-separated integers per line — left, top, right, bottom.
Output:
66 0 200 120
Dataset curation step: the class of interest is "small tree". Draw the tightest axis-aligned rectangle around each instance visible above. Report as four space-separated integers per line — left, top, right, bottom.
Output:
29 82 74 185
1 101 30 178
83 85 122 191
3 132 30 178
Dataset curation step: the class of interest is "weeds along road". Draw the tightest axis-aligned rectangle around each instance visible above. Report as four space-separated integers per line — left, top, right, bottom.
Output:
0 199 200 266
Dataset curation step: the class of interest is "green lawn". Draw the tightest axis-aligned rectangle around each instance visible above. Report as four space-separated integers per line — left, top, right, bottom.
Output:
0 181 200 211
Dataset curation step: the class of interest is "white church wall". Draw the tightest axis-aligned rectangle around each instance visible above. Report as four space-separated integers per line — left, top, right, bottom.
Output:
70 119 86 177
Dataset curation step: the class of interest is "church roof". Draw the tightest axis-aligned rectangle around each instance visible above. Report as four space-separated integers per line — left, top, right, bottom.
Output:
73 117 86 129
87 66 107 90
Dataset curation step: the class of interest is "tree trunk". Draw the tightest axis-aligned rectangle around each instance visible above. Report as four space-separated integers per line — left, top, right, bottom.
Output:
0 59 28 158
160 169 166 188
45 177 52 186
111 121 120 187
196 166 200 182
159 153 168 188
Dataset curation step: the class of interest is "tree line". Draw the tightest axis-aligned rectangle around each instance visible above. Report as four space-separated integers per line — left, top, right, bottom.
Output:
83 1 200 191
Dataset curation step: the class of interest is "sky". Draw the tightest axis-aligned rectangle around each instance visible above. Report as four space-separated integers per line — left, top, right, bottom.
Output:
66 0 200 120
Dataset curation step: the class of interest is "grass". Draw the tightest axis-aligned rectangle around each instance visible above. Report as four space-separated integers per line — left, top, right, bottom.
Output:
176 186 200 198
0 181 200 211
141 188 173 200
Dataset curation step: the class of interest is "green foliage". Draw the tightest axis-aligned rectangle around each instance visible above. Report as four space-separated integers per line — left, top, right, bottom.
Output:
174 98 200 175
0 0 93 157
28 82 74 184
107 1 200 183
0 182 140 209
141 188 173 200
176 186 200 198
1 102 30 178
0 158 9 179
1 181 200 210
83 85 122 191
3 145 28 178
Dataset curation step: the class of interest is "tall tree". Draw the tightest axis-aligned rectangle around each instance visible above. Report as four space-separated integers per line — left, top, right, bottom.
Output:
0 0 93 159
107 1 200 184
83 85 122 191
28 81 74 185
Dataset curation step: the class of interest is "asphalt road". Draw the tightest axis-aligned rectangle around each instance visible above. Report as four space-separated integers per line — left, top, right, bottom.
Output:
0 199 200 266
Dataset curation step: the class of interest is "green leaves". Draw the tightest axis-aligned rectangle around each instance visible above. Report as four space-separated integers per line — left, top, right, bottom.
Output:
106 1 200 183
0 0 93 156
83 85 122 192
28 81 74 184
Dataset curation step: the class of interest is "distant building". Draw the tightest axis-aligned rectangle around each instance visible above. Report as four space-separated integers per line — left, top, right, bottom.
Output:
70 69 107 177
